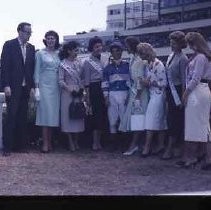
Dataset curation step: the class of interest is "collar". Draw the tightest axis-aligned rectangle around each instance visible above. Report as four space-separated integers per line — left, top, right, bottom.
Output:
17 37 27 47
112 59 122 66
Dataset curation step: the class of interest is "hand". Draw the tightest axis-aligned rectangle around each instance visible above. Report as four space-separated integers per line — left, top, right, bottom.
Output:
134 99 141 108
182 90 189 106
151 80 159 87
104 96 109 107
4 86 11 97
178 104 183 110
124 95 129 105
67 85 79 93
34 88 40 101
84 95 90 107
30 88 35 98
140 78 150 87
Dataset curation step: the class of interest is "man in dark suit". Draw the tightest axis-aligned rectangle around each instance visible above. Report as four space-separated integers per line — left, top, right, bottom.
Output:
0 22 35 156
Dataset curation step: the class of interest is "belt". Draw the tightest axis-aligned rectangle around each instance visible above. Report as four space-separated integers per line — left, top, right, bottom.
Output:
201 79 209 83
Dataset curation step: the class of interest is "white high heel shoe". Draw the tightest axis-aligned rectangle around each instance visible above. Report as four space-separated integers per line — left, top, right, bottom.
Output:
123 146 139 156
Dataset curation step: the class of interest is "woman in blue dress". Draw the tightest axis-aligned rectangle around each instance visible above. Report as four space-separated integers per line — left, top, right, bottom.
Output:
34 31 60 153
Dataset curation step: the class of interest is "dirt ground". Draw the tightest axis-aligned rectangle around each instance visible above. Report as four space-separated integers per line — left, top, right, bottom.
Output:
0 137 211 197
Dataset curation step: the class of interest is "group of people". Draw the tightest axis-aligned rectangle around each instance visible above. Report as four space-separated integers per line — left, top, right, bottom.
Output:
1 22 211 171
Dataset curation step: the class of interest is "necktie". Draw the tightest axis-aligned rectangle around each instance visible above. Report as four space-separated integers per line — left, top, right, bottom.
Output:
21 43 26 63
21 43 26 86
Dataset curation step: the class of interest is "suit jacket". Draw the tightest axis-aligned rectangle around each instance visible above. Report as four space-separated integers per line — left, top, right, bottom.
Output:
0 38 35 97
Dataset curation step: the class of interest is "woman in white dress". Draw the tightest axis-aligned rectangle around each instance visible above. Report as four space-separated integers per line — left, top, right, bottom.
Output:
177 32 211 169
119 36 149 155
137 43 167 157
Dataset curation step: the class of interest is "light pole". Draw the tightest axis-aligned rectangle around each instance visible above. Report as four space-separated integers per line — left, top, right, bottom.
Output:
124 0 127 30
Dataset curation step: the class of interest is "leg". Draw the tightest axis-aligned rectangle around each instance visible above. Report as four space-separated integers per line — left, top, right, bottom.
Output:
3 95 20 154
201 141 211 170
41 126 49 152
162 135 174 159
197 142 206 160
73 133 80 150
107 133 119 152
152 130 165 155
142 130 154 156
107 94 119 151
68 133 76 152
176 141 198 168
48 127 53 151
92 129 102 150
16 87 29 151
123 131 141 155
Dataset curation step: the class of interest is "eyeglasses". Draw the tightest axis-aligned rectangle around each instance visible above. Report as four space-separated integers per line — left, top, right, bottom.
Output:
22 30 32 35
46 37 56 41
73 48 79 53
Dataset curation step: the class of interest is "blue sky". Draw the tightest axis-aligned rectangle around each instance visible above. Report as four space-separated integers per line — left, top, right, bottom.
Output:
0 0 125 51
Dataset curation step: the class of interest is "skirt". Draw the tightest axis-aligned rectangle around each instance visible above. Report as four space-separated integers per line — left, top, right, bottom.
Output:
185 83 211 142
145 92 167 131
88 81 108 131
166 85 184 137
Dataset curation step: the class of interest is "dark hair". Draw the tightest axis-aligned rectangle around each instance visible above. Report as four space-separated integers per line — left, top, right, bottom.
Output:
169 31 187 49
43 30 60 49
88 36 103 52
59 41 79 60
125 36 140 54
109 41 123 52
17 22 31 32
185 32 211 61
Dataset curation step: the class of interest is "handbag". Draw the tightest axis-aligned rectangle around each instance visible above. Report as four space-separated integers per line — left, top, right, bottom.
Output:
69 100 86 119
131 114 145 131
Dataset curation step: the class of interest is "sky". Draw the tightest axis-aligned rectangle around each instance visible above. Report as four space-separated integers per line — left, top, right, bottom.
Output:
0 0 126 51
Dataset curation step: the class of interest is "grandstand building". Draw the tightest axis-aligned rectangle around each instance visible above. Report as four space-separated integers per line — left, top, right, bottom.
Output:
63 0 211 63
106 0 158 30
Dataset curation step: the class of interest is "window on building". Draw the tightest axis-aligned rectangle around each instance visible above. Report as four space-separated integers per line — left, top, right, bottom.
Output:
126 7 130 13
134 20 139 26
109 9 120 15
153 3 158 10
144 3 151 12
133 6 140 12
114 9 121 15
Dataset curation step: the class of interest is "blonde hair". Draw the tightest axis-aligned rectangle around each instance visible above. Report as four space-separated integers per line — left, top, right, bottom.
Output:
137 42 156 62
185 32 211 61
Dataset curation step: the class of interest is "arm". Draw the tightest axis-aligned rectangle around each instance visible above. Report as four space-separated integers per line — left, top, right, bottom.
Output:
182 54 207 106
31 45 36 89
34 51 41 88
179 55 188 93
78 59 84 88
101 65 109 98
83 61 91 88
58 64 69 91
135 60 147 99
154 62 167 88
82 61 91 104
149 62 167 89
1 41 11 90
186 54 207 94
101 65 110 106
